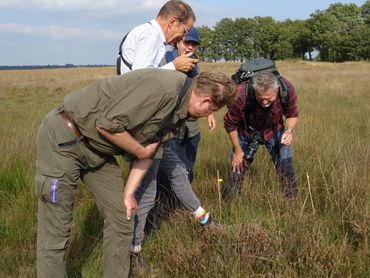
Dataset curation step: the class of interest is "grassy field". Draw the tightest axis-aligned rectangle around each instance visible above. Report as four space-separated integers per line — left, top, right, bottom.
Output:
0 61 369 277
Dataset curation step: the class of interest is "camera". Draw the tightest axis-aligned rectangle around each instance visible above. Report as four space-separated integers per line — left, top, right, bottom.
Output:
244 131 264 163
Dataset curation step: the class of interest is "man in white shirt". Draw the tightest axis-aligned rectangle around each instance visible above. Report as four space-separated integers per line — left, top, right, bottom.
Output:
117 0 198 75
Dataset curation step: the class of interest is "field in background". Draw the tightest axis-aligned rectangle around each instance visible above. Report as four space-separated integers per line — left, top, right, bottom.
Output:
0 61 369 277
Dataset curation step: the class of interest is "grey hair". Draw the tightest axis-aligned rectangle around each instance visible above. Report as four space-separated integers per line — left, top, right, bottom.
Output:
251 71 279 93
158 0 196 22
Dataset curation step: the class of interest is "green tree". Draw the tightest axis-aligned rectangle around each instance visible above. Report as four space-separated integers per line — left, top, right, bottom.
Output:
197 26 220 62
252 16 279 59
286 19 315 60
362 0 370 24
310 3 365 61
198 2 368 62
232 18 257 61
214 18 237 61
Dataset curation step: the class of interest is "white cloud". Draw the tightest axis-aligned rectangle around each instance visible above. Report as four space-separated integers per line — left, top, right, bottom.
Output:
0 23 122 40
0 0 166 13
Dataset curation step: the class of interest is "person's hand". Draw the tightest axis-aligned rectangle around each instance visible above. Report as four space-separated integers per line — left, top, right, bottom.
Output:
207 113 216 132
232 149 246 174
137 141 159 159
172 52 198 73
123 192 137 220
281 129 293 145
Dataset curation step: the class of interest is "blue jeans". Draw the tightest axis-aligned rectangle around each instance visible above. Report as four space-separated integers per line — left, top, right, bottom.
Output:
157 133 201 211
133 133 201 247
235 129 298 197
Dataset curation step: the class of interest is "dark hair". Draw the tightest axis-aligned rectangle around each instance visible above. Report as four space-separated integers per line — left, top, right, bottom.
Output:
158 0 196 23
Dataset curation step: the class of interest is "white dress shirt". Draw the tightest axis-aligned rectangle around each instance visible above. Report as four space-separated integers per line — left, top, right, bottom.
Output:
119 19 175 74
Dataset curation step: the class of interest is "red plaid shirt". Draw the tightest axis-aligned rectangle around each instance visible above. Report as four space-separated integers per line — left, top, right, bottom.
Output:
224 77 298 141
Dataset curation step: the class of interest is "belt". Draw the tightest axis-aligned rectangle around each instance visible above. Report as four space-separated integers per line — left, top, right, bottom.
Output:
57 107 93 150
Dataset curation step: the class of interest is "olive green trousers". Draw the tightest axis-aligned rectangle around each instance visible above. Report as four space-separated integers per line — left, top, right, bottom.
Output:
35 108 132 278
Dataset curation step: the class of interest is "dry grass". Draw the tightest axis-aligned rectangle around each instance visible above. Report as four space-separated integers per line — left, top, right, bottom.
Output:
0 61 369 277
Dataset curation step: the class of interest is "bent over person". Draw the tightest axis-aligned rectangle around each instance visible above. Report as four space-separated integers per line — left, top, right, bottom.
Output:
131 27 218 270
35 68 235 278
223 71 298 201
117 0 197 75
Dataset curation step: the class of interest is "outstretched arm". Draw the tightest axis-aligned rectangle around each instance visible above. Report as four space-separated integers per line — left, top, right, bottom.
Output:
123 158 154 220
281 117 298 145
228 130 247 174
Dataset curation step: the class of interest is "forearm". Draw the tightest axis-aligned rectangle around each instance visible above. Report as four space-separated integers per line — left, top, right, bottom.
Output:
123 158 154 220
285 117 298 131
228 130 246 173
228 130 243 154
96 127 146 159
124 158 153 197
281 117 298 145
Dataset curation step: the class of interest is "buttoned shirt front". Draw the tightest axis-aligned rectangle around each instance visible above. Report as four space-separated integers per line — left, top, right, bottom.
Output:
63 69 191 159
119 19 175 74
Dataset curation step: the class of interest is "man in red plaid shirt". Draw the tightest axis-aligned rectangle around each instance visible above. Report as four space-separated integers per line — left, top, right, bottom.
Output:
223 71 298 200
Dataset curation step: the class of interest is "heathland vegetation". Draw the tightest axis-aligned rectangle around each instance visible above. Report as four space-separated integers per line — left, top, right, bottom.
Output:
0 61 369 277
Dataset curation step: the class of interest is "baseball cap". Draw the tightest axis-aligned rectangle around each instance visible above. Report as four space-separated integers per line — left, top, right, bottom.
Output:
184 27 200 45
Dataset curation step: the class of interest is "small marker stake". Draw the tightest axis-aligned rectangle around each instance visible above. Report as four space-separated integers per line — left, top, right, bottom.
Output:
217 170 223 218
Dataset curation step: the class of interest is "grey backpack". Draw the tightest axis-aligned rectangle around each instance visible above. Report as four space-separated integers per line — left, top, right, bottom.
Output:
232 58 289 107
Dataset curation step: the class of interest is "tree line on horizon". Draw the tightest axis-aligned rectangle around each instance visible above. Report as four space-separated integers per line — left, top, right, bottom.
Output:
0 64 114 71
197 2 370 62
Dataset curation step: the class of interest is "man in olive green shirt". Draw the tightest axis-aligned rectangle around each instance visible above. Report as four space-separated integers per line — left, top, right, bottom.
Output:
35 68 235 278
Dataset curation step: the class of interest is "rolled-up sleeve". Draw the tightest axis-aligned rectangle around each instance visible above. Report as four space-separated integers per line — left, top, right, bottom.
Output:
283 78 298 118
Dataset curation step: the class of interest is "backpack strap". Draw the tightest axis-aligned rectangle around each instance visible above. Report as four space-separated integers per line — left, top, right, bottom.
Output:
118 33 132 72
244 80 256 128
117 21 153 75
246 80 270 134
277 76 288 108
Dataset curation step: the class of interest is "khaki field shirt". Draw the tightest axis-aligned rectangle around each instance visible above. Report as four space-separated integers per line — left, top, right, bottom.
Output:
63 68 191 159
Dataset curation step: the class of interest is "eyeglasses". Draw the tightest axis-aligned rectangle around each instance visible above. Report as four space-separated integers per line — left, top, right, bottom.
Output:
175 17 189 35
181 22 189 34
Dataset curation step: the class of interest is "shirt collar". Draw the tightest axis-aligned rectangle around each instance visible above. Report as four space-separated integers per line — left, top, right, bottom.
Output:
151 19 166 45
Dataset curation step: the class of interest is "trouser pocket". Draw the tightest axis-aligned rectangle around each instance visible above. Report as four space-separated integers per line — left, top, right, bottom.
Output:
35 160 65 205
35 159 76 211
35 172 64 205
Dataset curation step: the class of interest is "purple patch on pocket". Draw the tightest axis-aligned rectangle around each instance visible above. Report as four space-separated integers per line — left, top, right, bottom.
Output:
49 178 59 203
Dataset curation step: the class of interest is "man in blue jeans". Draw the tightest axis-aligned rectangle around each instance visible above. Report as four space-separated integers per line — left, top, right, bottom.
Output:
155 27 215 218
223 71 298 200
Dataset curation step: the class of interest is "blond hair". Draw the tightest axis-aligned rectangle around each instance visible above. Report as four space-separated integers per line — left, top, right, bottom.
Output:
193 71 235 108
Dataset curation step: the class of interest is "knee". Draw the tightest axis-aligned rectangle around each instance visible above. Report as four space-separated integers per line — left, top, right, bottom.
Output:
277 158 295 176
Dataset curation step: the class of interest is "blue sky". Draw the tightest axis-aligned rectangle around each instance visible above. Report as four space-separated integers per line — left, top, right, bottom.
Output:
0 0 366 66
